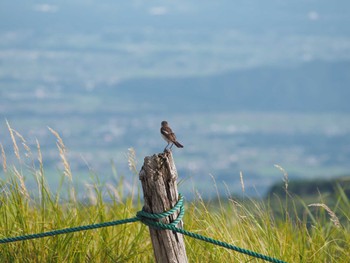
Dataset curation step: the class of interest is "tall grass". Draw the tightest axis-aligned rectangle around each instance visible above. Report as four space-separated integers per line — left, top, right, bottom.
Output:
0 123 349 262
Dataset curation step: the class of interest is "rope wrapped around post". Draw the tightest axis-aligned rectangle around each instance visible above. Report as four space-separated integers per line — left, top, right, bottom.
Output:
138 194 287 263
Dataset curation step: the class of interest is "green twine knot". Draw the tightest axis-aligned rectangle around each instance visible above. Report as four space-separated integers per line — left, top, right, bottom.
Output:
136 194 185 229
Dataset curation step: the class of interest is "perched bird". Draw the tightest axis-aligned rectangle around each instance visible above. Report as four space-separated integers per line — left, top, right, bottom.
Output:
160 121 184 152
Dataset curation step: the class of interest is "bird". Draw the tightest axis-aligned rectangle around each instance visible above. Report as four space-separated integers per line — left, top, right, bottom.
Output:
160 121 184 152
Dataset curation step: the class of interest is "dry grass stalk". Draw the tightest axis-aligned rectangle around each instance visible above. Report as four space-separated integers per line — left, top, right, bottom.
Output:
274 164 289 192
36 139 44 175
48 127 73 181
13 166 30 199
127 147 137 174
308 203 341 228
240 171 245 194
11 128 30 156
0 143 7 173
21 141 32 159
6 120 21 161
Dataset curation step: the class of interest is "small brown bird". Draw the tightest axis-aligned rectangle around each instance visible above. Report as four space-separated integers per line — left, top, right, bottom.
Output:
160 121 184 152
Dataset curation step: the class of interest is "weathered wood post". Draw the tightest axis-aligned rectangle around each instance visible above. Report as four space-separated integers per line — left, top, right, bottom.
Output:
139 151 188 263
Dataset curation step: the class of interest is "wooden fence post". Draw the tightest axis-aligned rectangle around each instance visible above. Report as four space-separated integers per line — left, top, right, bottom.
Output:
139 151 188 263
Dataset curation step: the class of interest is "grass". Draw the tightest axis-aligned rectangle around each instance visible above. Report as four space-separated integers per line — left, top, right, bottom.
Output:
0 123 349 262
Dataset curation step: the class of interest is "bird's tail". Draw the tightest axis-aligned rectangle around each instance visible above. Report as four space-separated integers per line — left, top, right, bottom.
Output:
174 141 184 148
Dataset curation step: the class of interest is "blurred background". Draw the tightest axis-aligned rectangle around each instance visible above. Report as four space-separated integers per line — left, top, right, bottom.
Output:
1 0 350 198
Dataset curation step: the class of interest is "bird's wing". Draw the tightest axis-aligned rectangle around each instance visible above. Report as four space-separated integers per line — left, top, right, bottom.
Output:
161 127 176 141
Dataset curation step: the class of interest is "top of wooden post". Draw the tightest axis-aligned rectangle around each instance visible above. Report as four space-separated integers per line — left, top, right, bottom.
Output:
139 151 179 214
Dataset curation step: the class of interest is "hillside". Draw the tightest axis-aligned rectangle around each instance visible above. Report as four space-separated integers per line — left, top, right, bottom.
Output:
267 176 350 198
114 60 350 113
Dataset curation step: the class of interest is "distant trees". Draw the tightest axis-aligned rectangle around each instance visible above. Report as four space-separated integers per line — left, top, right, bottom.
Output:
267 177 350 198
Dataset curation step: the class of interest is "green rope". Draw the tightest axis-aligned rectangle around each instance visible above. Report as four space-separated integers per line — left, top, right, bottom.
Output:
0 217 139 244
0 194 286 263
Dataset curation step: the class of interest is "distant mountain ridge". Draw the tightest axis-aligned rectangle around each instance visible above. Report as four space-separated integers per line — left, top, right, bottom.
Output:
115 60 350 113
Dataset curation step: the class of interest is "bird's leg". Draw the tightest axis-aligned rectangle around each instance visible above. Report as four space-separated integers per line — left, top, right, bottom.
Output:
164 142 170 152
170 143 174 149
